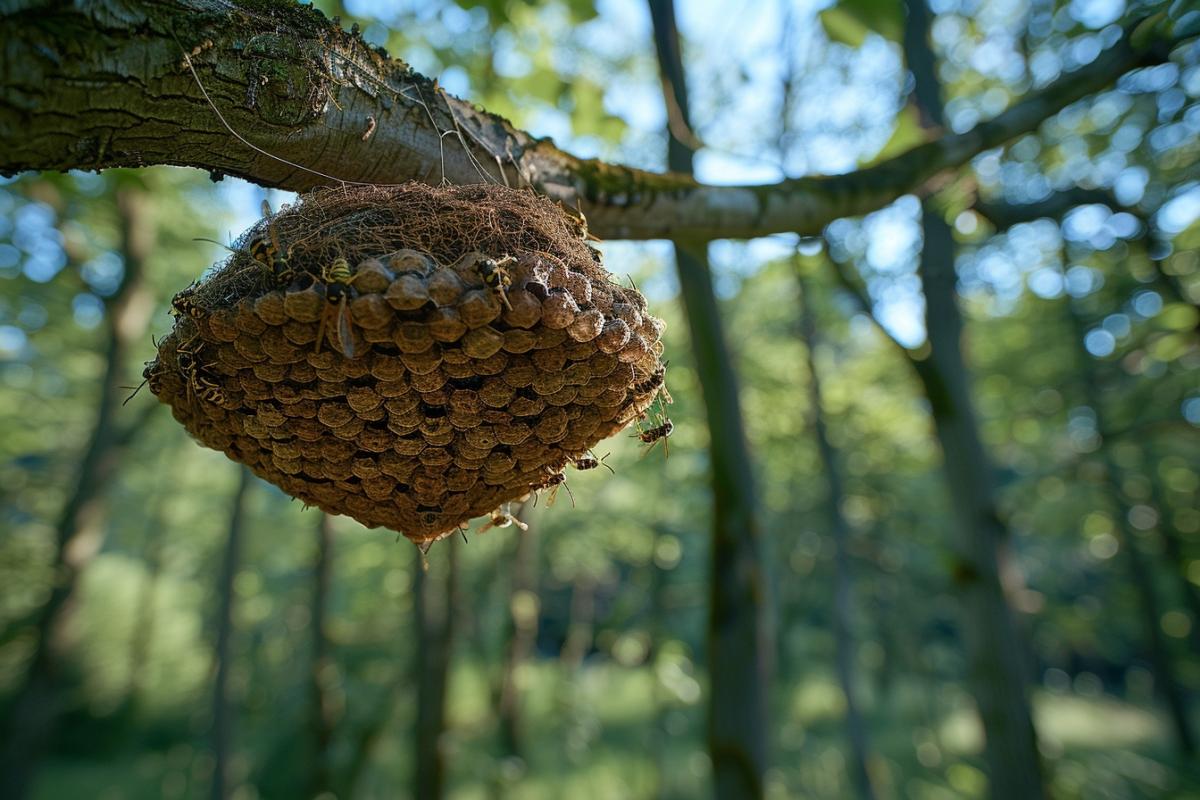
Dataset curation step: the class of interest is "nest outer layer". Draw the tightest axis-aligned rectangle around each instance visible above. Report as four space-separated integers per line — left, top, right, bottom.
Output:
147 183 666 543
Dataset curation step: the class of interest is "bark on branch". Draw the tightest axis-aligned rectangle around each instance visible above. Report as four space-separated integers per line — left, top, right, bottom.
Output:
0 0 1182 240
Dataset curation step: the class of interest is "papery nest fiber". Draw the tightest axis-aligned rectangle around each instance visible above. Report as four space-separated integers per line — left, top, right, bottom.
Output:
144 183 668 544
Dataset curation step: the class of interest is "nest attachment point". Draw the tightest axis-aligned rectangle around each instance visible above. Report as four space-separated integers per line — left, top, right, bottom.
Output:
145 183 668 544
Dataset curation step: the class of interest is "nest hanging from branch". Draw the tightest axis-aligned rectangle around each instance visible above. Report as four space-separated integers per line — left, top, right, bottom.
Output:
145 183 667 544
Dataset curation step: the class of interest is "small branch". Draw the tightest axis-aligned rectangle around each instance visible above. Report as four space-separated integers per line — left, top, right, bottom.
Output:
0 0 1182 240
824 254 916 359
973 187 1122 230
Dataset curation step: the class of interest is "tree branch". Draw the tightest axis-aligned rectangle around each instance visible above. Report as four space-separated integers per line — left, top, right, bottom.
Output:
0 0 1182 240
824 254 914 358
970 186 1199 320
973 187 1122 230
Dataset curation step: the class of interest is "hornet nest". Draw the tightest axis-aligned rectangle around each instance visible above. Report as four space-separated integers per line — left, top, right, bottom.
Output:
145 183 667 545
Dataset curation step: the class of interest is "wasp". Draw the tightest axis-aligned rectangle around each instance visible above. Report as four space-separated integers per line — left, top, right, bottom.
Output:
563 202 601 244
249 200 295 287
573 450 614 474
533 471 575 508
633 361 670 400
479 502 529 533
174 332 225 405
189 370 226 405
636 417 673 458
475 255 516 311
170 282 204 319
315 256 359 358
174 331 204 377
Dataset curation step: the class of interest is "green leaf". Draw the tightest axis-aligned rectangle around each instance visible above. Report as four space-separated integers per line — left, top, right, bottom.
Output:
819 6 870 47
819 0 904 46
863 104 929 165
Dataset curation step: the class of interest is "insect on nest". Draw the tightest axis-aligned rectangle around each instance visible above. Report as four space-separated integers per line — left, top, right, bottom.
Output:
144 182 671 545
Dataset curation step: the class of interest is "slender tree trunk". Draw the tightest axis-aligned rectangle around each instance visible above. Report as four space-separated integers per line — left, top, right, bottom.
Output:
902 3 1045 795
648 525 673 800
125 489 169 705
210 467 253 800
496 521 538 765
648 2 771 796
413 542 459 800
919 206 1045 797
796 268 877 800
339 546 429 798
560 576 595 672
1065 304 1196 754
308 513 337 798
0 187 156 800
1101 457 1196 755
341 662 404 798
1144 225 1200 327
1144 461 1200 658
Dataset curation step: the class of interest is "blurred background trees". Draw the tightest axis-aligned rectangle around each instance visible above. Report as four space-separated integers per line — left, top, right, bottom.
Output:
1 0 1198 799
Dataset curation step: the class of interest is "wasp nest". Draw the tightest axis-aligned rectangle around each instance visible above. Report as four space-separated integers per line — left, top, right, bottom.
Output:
145 183 667 544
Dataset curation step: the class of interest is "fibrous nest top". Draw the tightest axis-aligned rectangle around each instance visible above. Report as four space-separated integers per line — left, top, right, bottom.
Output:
145 183 668 544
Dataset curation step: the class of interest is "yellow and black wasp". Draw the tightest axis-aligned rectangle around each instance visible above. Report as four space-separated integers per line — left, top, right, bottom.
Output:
174 332 225 406
474 255 516 310
533 470 575 508
315 256 359 358
573 450 614 474
633 361 671 404
170 281 204 319
189 371 226 405
636 416 673 459
249 200 295 287
174 331 203 377
563 202 602 244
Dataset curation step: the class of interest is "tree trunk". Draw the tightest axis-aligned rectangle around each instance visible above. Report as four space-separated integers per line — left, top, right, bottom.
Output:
648 524 673 800
125 487 170 706
903 4 1045 795
413 542 459 800
0 1 1176 240
648 2 770 797
340 650 405 798
1101 457 1196 755
796 267 877 800
1066 304 1196 754
308 513 337 798
210 467 253 800
496 520 538 765
1143 455 1200 658
0 187 156 800
920 208 1045 796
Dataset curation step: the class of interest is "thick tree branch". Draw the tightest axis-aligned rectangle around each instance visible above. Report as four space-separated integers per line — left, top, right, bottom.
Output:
0 1 1183 240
